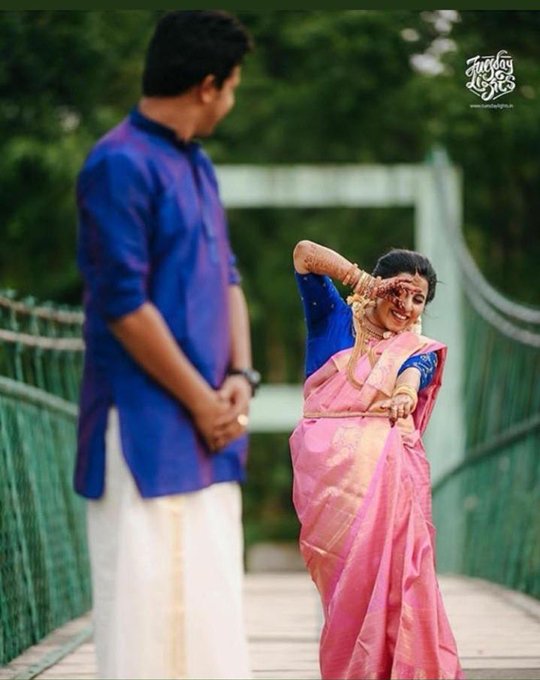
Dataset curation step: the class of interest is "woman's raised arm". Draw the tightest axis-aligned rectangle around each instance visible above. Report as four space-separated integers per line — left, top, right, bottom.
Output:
293 240 423 303
293 240 363 285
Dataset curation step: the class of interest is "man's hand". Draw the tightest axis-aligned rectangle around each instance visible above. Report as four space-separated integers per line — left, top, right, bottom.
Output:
211 375 252 450
191 376 251 452
219 374 251 414
191 389 243 452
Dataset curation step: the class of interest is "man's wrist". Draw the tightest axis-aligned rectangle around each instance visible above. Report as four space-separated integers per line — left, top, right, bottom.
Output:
188 385 219 418
227 367 261 396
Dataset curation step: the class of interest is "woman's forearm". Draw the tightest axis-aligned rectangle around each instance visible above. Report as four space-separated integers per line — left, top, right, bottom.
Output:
293 240 382 297
293 240 355 279
395 367 421 393
293 240 420 306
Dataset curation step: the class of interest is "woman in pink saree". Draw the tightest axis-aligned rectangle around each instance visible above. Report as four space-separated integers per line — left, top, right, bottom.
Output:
289 240 464 680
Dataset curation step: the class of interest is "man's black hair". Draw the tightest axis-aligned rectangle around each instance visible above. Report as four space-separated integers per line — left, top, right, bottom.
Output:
372 249 438 303
143 10 253 97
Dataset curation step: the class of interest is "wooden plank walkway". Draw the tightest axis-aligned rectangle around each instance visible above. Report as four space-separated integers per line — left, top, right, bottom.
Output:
1 573 540 680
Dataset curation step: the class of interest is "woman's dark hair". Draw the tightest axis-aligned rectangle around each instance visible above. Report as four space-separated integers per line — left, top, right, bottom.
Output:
372 249 438 303
143 11 253 97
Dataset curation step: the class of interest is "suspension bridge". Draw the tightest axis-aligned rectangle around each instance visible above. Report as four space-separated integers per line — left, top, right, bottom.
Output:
0 154 539 679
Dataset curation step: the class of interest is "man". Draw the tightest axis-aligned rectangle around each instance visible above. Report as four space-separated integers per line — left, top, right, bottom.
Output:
75 11 258 679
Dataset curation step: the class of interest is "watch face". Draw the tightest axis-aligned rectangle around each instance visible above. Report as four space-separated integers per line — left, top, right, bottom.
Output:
248 369 261 386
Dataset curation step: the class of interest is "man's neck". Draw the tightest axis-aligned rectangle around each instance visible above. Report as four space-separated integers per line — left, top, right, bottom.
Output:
138 96 199 143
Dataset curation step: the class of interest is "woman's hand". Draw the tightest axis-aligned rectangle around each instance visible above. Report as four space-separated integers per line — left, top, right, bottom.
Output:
380 392 416 425
372 275 421 302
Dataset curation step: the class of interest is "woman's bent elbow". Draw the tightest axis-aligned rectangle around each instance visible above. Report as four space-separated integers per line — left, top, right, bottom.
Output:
293 240 314 273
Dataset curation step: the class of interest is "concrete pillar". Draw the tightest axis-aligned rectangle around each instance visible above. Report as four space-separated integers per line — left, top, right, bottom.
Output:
416 150 465 483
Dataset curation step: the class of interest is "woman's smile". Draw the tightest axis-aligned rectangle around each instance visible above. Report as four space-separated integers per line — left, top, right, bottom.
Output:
390 309 409 323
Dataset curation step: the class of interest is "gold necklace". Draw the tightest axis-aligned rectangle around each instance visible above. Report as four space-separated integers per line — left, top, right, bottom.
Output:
346 297 395 389
359 313 394 343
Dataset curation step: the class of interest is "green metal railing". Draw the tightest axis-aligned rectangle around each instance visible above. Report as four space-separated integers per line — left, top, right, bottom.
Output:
434 299 540 597
431 150 540 598
0 293 89 666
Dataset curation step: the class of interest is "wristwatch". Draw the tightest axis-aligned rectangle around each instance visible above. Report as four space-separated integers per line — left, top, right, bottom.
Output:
227 367 261 396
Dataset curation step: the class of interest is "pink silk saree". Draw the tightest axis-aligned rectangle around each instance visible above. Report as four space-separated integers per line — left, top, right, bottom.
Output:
289 331 464 680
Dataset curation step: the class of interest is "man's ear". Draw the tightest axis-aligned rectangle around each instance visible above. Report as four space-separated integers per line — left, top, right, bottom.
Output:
198 74 219 104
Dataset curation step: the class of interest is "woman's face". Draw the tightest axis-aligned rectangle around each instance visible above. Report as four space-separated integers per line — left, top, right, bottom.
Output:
372 272 429 333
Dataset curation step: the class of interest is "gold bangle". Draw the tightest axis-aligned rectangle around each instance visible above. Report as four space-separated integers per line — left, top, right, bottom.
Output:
342 263 360 287
354 271 373 296
392 384 418 411
364 275 375 298
368 275 382 299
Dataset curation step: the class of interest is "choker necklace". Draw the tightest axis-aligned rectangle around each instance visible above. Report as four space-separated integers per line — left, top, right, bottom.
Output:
359 312 394 342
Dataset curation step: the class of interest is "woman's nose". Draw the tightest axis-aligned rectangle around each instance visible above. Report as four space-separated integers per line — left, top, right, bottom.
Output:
401 295 414 312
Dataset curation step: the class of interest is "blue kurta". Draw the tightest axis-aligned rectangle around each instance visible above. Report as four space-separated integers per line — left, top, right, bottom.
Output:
76 108 247 499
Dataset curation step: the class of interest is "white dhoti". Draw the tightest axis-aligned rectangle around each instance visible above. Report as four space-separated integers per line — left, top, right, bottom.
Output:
86 409 252 680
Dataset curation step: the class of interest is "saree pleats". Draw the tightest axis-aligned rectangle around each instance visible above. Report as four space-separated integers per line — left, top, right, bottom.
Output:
290 332 464 680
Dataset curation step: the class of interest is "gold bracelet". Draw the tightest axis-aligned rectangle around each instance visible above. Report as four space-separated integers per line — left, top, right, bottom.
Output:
364 275 375 298
368 275 382 299
342 263 360 287
392 384 418 411
354 271 373 296
352 271 364 292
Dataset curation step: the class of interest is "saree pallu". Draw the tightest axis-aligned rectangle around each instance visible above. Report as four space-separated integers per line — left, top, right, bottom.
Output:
290 332 464 680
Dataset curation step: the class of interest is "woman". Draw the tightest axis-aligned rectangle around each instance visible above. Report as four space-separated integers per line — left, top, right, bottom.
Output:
289 240 464 680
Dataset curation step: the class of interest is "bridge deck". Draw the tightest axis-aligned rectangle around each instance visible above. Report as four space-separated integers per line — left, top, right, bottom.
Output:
1 573 539 680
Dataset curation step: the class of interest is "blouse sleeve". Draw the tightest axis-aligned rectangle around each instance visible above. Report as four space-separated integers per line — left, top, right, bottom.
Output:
294 272 348 331
397 352 438 390
295 272 355 377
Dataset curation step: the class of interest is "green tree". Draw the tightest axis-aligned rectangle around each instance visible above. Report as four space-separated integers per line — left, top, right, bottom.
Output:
0 11 155 300
417 11 540 304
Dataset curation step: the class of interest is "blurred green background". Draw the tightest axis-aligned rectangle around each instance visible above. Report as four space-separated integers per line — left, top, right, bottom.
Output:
0 10 538 547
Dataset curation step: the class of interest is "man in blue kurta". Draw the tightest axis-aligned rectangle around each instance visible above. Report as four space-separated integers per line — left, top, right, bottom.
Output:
75 11 258 679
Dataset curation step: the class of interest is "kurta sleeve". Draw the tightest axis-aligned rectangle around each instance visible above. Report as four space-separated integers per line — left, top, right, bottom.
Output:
77 153 150 321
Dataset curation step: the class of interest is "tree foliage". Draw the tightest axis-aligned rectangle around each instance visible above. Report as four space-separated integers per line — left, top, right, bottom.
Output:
1 10 537 309
0 11 155 299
